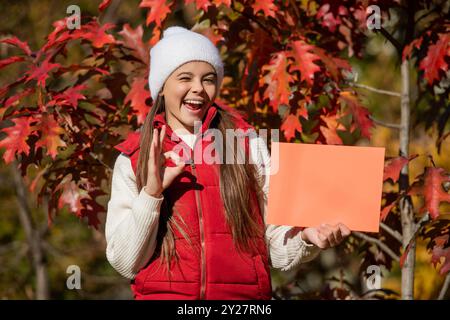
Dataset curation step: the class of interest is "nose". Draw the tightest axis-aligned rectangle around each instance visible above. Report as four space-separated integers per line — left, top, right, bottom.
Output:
191 78 205 94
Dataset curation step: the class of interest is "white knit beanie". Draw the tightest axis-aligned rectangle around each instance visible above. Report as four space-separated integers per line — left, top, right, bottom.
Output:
148 26 224 101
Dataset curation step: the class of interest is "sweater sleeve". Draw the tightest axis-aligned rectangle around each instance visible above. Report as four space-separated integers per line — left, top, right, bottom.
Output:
105 153 164 279
249 134 321 271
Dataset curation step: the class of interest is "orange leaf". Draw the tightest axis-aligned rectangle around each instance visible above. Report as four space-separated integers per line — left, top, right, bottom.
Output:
118 24 150 64
0 117 35 164
287 40 321 86
319 113 344 145
139 0 173 27
339 91 374 139
260 51 294 113
281 113 302 142
125 77 151 125
185 0 213 11
78 22 116 48
252 0 278 18
402 37 423 61
383 154 418 183
35 114 67 159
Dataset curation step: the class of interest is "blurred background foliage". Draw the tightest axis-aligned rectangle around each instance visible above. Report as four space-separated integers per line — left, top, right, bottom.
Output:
0 0 449 299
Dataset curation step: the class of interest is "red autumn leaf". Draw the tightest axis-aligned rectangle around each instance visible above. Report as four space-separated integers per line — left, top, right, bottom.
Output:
0 37 32 56
77 21 116 48
402 37 423 61
252 0 278 18
287 40 321 86
431 235 450 275
149 27 161 47
34 114 67 159
47 18 69 44
98 0 112 12
409 167 450 219
25 58 61 87
185 0 213 11
118 23 150 64
139 0 174 27
260 51 294 113
38 18 73 58
55 175 102 228
339 91 374 139
3 87 35 109
0 117 36 164
0 56 25 70
419 34 449 85
50 85 87 109
312 47 351 82
125 77 151 125
57 178 84 219
316 4 342 33
193 25 225 46
280 113 302 142
380 201 397 221
319 113 344 145
383 154 419 183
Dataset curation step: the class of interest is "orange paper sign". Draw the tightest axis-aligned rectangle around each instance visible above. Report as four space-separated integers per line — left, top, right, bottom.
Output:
266 142 385 232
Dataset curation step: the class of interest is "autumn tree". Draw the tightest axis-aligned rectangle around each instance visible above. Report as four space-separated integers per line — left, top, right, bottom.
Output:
0 0 449 299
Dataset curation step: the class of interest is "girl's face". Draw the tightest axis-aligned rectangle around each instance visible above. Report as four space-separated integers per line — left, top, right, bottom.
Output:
160 61 219 134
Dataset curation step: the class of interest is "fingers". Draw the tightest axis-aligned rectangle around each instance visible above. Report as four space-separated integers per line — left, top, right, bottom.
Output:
159 125 166 146
338 223 351 237
150 125 166 166
319 223 345 247
316 231 330 249
320 224 337 247
149 128 158 167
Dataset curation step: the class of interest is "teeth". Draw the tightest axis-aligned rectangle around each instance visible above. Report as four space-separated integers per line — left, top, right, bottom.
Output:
184 99 204 105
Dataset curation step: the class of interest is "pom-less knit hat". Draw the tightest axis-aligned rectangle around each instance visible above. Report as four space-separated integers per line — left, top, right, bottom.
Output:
148 26 224 101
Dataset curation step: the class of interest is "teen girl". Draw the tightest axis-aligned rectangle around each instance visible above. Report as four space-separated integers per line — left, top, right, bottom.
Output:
105 26 351 300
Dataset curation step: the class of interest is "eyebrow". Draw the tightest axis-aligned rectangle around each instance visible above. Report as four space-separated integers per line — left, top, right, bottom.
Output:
177 71 217 77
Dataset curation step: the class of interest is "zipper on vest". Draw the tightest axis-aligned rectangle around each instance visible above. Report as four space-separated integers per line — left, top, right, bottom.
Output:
190 136 207 300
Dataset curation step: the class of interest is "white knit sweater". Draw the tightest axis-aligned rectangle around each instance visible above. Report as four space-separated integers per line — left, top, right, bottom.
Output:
105 133 321 279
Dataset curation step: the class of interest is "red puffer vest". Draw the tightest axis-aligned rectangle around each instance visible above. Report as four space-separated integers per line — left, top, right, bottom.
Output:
114 104 272 300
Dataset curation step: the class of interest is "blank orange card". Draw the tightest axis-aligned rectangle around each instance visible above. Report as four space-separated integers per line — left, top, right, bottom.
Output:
266 142 385 232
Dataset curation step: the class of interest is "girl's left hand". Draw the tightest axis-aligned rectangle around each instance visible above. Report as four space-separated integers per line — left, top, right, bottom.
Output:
301 223 351 249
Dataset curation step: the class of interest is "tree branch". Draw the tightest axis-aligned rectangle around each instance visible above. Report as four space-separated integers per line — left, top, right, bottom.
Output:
11 160 49 300
369 115 402 130
353 231 400 262
380 222 403 243
351 82 401 97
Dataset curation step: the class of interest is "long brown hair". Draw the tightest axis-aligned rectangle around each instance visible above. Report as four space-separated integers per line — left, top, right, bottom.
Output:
136 95 265 273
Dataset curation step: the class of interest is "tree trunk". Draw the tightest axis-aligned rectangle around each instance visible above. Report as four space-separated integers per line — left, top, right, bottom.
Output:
11 160 49 300
399 59 416 300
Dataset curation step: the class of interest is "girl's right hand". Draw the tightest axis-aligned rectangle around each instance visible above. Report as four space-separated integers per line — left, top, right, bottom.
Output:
145 125 186 197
